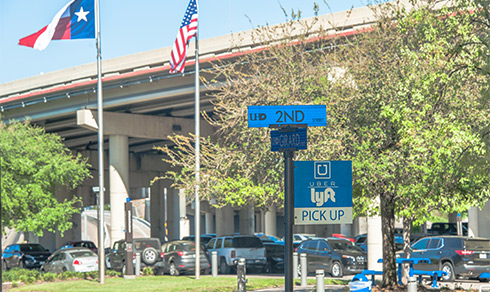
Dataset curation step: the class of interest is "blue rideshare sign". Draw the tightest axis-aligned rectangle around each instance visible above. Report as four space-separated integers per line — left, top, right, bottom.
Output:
294 161 353 225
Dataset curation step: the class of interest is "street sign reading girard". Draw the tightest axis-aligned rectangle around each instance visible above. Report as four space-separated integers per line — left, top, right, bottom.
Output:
248 105 327 128
294 161 353 225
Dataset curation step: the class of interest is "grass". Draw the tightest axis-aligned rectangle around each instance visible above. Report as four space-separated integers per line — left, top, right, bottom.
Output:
8 275 349 292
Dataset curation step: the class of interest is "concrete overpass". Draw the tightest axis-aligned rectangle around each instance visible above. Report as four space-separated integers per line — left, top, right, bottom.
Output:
1 1 489 272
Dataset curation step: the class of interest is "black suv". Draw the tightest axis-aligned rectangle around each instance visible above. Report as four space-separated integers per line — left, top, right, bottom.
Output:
106 237 164 274
405 236 490 281
2 243 51 269
296 238 367 277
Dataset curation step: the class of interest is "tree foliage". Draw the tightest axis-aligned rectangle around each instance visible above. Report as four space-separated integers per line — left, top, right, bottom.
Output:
0 121 91 236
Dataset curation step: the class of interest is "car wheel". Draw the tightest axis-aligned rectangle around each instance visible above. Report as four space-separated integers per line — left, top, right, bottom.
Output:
297 262 302 276
441 262 455 281
330 261 343 277
154 267 164 275
142 247 158 266
169 262 180 276
220 258 230 274
3 260 8 270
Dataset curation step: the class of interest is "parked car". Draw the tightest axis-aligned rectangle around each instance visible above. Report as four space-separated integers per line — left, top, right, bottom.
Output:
403 235 490 281
332 233 354 243
181 234 215 245
296 237 367 277
263 242 284 273
161 240 210 275
289 234 315 248
2 243 51 270
41 247 98 273
354 233 404 251
60 240 98 253
255 233 285 245
427 222 468 236
106 237 164 274
206 234 267 274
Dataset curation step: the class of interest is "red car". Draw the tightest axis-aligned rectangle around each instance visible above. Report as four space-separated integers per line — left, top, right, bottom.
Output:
332 233 355 243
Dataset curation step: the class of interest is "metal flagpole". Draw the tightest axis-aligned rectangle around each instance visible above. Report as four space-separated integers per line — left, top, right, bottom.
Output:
194 10 201 280
95 0 105 284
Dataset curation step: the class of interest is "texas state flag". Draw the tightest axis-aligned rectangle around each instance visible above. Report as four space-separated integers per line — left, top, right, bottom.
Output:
19 0 95 51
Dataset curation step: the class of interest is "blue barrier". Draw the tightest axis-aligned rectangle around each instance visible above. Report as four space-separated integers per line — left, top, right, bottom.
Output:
412 269 447 288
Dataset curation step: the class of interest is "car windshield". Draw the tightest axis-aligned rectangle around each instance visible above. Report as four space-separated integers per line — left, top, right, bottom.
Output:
180 242 205 253
329 239 363 252
465 239 490 250
20 244 46 252
134 239 160 250
232 237 263 248
74 242 96 249
70 250 96 258
265 245 283 253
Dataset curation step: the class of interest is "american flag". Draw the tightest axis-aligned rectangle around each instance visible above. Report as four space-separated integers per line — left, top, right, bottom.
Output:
170 0 198 73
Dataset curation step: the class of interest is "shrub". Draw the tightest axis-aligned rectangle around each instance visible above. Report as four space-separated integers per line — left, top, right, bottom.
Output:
40 272 56 282
142 267 154 276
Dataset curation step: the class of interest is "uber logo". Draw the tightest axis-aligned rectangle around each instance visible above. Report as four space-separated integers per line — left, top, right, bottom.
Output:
314 161 330 179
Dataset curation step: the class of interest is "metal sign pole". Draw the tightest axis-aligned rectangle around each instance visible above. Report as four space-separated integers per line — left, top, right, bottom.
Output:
284 150 295 292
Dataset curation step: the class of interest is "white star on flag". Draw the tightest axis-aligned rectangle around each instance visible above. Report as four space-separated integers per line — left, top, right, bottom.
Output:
75 7 89 22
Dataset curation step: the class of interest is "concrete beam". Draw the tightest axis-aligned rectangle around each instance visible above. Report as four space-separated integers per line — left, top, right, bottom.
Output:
76 109 213 139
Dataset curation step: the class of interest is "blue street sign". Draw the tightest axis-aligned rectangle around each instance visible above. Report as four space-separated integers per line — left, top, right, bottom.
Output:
271 128 307 151
248 105 327 128
294 161 353 225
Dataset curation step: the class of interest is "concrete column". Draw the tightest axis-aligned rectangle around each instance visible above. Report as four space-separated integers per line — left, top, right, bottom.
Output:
340 224 353 237
179 189 190 239
150 178 166 241
109 135 129 245
448 212 458 223
304 225 316 235
468 207 479 237
239 205 255 235
167 189 180 241
205 212 214 234
367 210 383 270
216 205 234 236
478 200 490 239
264 205 277 236
256 211 263 234
54 186 82 248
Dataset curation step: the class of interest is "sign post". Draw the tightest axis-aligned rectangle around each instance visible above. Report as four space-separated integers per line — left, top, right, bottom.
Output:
247 104 327 292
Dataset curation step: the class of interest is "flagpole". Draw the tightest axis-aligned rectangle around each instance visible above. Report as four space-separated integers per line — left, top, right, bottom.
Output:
95 0 105 284
194 8 201 280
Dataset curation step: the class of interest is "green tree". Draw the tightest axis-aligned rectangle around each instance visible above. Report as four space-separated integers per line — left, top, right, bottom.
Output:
333 1 490 286
1 121 91 236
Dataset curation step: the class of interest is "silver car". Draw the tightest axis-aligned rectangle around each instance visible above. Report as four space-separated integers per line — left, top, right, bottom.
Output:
41 247 98 273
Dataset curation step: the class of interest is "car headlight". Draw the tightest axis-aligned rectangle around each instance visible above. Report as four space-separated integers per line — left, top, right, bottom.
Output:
23 255 35 262
342 255 355 261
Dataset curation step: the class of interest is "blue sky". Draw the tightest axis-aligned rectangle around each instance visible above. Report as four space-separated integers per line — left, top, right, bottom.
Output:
0 1 366 84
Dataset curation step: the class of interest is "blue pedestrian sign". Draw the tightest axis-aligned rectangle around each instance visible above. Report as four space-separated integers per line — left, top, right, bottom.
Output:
248 105 327 128
271 128 307 152
294 161 352 225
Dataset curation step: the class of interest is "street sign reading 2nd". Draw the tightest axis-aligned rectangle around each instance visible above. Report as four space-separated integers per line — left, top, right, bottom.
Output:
248 105 327 128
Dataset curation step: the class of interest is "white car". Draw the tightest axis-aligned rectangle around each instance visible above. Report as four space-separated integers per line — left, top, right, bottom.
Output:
41 247 98 273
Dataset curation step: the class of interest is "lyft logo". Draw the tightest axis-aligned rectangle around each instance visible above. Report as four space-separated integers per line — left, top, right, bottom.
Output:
311 187 336 207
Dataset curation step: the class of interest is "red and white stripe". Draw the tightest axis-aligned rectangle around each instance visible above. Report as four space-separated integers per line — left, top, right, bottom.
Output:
169 14 198 73
19 0 75 51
